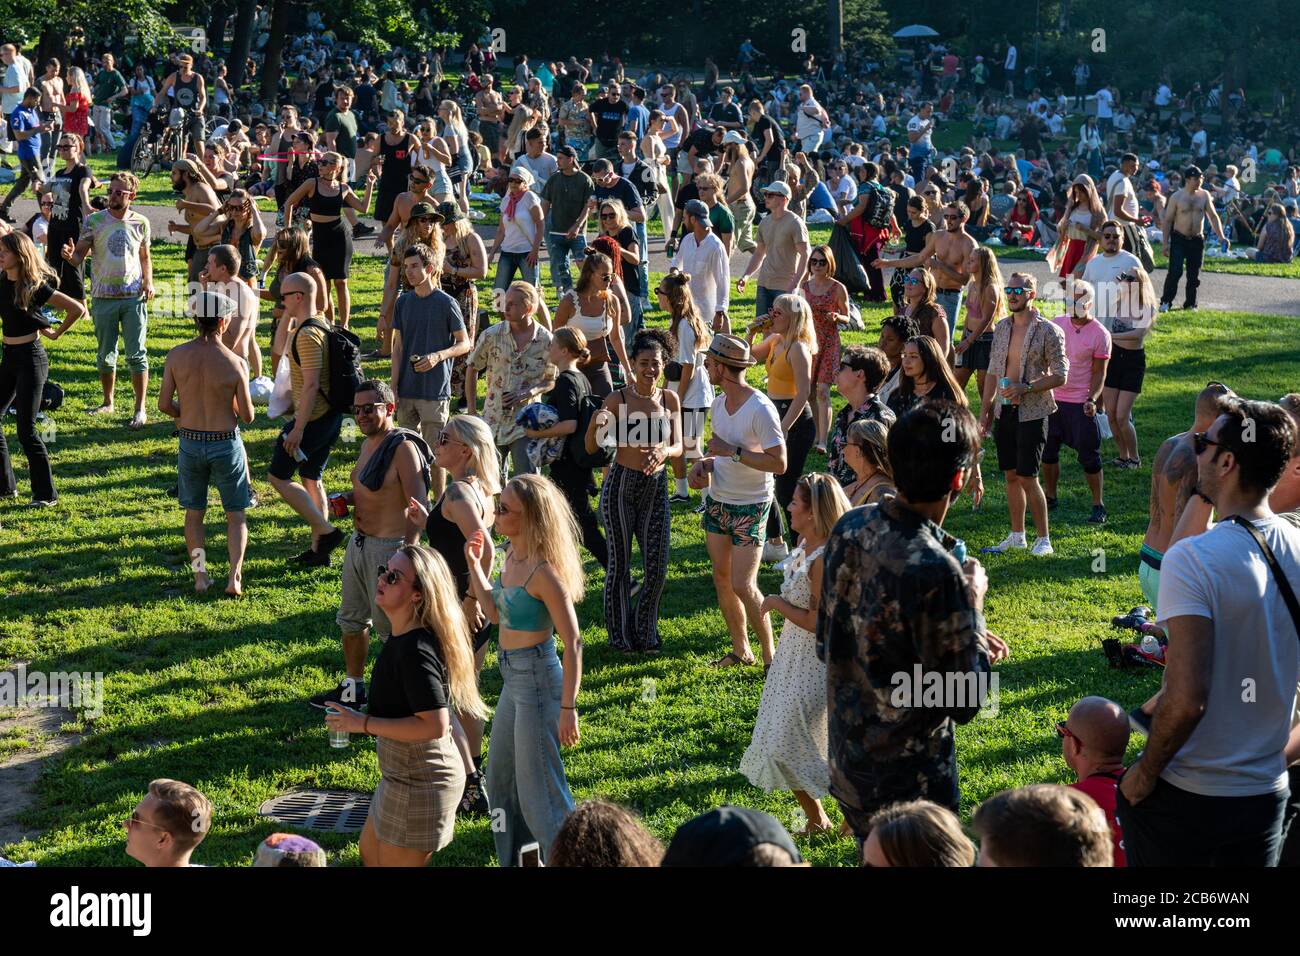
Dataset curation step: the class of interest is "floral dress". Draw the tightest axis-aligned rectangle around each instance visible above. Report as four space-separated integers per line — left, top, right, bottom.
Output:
802 280 841 386
739 543 830 797
441 235 481 406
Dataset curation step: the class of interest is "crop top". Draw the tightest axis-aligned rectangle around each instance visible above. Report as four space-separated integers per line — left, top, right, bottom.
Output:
307 178 345 216
0 278 56 338
492 562 553 632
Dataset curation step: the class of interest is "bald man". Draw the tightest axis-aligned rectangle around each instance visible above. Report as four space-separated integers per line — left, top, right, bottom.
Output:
1060 695 1130 866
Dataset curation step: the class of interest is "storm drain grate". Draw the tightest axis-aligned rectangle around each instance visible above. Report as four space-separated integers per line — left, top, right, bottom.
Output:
258 790 371 833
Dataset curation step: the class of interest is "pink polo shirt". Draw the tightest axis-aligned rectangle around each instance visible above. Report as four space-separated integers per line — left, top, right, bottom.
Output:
1052 315 1111 405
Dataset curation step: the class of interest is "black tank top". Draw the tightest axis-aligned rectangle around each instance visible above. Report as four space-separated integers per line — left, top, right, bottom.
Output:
379 132 414 189
425 479 492 644
173 73 202 112
307 177 344 216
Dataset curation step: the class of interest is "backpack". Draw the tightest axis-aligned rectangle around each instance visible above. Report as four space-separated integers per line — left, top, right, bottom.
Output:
567 372 615 470
866 182 895 229
291 316 364 415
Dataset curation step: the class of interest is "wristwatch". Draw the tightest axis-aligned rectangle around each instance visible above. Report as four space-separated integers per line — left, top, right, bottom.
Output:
731 449 743 464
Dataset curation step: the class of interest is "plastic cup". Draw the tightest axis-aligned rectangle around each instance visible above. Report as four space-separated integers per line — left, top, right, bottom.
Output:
329 729 350 748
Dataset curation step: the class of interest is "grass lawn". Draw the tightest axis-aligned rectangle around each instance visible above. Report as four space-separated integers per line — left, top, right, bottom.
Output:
993 243 1300 279
2 241 1297 867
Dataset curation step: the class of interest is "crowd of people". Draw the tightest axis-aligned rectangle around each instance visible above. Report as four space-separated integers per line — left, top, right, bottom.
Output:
1 22 1298 870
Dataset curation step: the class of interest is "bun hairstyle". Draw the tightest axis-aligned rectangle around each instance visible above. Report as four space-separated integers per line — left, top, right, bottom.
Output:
553 325 592 364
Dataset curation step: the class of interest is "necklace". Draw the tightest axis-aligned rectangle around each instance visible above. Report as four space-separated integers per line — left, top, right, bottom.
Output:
631 380 660 400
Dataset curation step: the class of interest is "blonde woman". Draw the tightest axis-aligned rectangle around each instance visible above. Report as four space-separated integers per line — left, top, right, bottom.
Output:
437 100 473 214
841 419 897 506
404 414 499 816
282 150 378 328
740 473 851 832
747 293 818 561
799 243 851 453
413 118 455 205
465 474 586 867
641 108 679 235
954 246 1007 401
658 269 713 502
438 202 487 409
1053 173 1106 278
1102 266 1158 468
326 545 489 866
60 66 92 140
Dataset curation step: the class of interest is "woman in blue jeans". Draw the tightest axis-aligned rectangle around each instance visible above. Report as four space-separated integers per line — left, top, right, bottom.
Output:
0 231 87 506
465 473 585 866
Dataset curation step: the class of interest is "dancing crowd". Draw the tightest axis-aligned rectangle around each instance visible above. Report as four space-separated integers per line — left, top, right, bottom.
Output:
1 23 1299 870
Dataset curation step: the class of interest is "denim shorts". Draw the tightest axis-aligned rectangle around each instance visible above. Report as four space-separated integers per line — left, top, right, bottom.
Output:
268 411 344 482
178 431 251 512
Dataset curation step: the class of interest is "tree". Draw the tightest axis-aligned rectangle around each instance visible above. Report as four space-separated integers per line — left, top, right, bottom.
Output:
258 0 291 101
228 0 258 88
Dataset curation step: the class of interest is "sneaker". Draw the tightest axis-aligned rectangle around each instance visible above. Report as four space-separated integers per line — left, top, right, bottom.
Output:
315 527 346 558
27 498 57 508
982 534 1027 554
1128 706 1153 737
0 210 13 224
352 222 376 238
1183 304 1198 312
1158 302 1171 313
668 492 691 504
309 681 367 710
1087 504 1107 524
693 502 706 514
1030 536 1055 556
762 540 789 564
1045 496 1058 511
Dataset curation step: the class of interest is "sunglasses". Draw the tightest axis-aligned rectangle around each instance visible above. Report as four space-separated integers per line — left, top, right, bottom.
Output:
654 286 668 296
351 401 387 416
376 564 404 585
809 257 828 266
1055 721 1082 745
1192 431 1222 456
1004 286 1028 295
409 175 429 184
599 212 616 219
508 177 525 184
57 143 75 151
437 431 466 447
902 276 922 286
277 291 304 302
109 188 133 197
1102 233 1121 240
125 811 168 833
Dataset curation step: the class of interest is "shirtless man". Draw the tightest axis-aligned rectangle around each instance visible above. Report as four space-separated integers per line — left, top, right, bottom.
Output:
157 291 254 596
721 132 757 254
166 159 222 284
308 379 430 710
374 163 435 253
474 75 506 161
37 58 64 176
203 244 261 379
874 200 978 358
1158 165 1228 313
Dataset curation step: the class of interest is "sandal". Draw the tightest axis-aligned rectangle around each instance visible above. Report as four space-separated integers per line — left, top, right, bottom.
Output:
711 651 756 668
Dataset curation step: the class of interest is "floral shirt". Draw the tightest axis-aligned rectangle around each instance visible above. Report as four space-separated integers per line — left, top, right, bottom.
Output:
827 395 895 486
468 319 554 445
986 308 1068 423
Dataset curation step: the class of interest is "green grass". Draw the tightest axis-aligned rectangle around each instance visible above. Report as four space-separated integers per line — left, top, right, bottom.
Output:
84 154 278 213
994 243 1300 279
1 242 1297 867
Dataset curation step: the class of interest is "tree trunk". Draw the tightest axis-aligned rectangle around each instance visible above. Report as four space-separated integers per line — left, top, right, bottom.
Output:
228 0 258 88
259 0 291 102
208 2 232 53
827 0 843 57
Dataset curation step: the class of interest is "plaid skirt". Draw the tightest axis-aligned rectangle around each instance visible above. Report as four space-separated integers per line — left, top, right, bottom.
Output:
371 733 465 851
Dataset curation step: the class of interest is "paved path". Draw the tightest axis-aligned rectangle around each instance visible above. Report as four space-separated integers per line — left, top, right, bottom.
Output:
21 197 1297 317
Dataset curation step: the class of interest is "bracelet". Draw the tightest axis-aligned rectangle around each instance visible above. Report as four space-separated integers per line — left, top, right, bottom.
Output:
561 705 577 711
363 716 371 735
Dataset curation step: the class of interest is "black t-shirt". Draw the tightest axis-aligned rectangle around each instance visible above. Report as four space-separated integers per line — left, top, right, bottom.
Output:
593 176 642 215
592 98 629 147
903 216 934 254
750 114 785 155
709 101 742 126
546 368 589 470
684 127 720 159
47 163 93 241
367 627 449 719
890 183 915 225
619 158 658 205
614 224 641 295
0 277 55 337
673 181 700 211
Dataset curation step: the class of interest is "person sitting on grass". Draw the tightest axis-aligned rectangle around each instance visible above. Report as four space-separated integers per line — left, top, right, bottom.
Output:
973 784 1113 867
547 800 665 867
661 805 807 867
124 779 213 868
862 800 977 867
1057 695 1129 866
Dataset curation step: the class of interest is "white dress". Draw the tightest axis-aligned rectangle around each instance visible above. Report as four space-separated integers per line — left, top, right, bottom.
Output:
739 544 830 798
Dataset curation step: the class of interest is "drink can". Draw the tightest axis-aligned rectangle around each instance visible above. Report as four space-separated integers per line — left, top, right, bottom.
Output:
329 729 350 748
328 492 350 519
999 376 1012 406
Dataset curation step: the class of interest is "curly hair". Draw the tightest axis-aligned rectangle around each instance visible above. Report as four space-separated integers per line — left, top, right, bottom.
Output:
630 326 677 361
547 800 664 867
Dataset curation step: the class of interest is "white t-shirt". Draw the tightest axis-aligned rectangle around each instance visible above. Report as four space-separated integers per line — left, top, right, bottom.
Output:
1095 87 1114 119
1114 111 1135 132
1154 84 1172 107
498 189 542 254
707 390 783 505
1004 46 1018 71
1157 517 1300 797
675 321 715 410
1105 170 1139 221
795 98 825 140
907 113 934 151
514 151 558 194
1 63 22 113
1191 129 1208 157
1081 251 1142 331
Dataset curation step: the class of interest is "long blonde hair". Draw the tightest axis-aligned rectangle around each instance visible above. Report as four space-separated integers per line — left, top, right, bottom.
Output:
970 246 1007 327
1 231 56 311
660 267 710 357
66 66 91 100
504 474 585 603
773 293 819 359
401 545 490 721
795 472 851 540
443 414 501 497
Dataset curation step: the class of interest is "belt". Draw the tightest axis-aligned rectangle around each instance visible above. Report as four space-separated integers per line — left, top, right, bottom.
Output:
1172 231 1204 242
179 428 238 442
1139 546 1162 570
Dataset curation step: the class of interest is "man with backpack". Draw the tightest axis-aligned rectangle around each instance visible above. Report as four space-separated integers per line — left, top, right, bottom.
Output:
268 272 356 566
835 161 896 303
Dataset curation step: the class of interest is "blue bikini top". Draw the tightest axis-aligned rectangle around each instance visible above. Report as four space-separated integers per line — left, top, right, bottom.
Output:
492 561 553 632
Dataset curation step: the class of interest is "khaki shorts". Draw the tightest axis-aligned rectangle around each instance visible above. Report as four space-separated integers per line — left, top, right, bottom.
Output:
395 397 449 447
336 532 403 636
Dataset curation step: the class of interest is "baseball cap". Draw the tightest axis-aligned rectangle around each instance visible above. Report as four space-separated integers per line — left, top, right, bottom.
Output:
556 144 579 159
683 198 710 220
188 291 236 319
435 200 464 224
1184 164 1203 179
761 181 792 198
662 806 803 866
722 130 747 146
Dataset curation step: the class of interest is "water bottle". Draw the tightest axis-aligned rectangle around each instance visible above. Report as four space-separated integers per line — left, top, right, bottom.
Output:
999 376 1012 406
952 539 968 563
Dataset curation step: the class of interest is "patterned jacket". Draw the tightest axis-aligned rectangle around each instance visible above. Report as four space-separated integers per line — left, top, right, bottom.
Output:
815 497 991 817
986 308 1068 422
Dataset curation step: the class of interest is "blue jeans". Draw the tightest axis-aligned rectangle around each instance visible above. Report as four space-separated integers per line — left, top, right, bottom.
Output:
909 147 933 183
488 638 575 866
933 288 964 343
632 220 649 301
117 107 150 168
495 250 540 291
546 233 587 293
755 285 784 320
